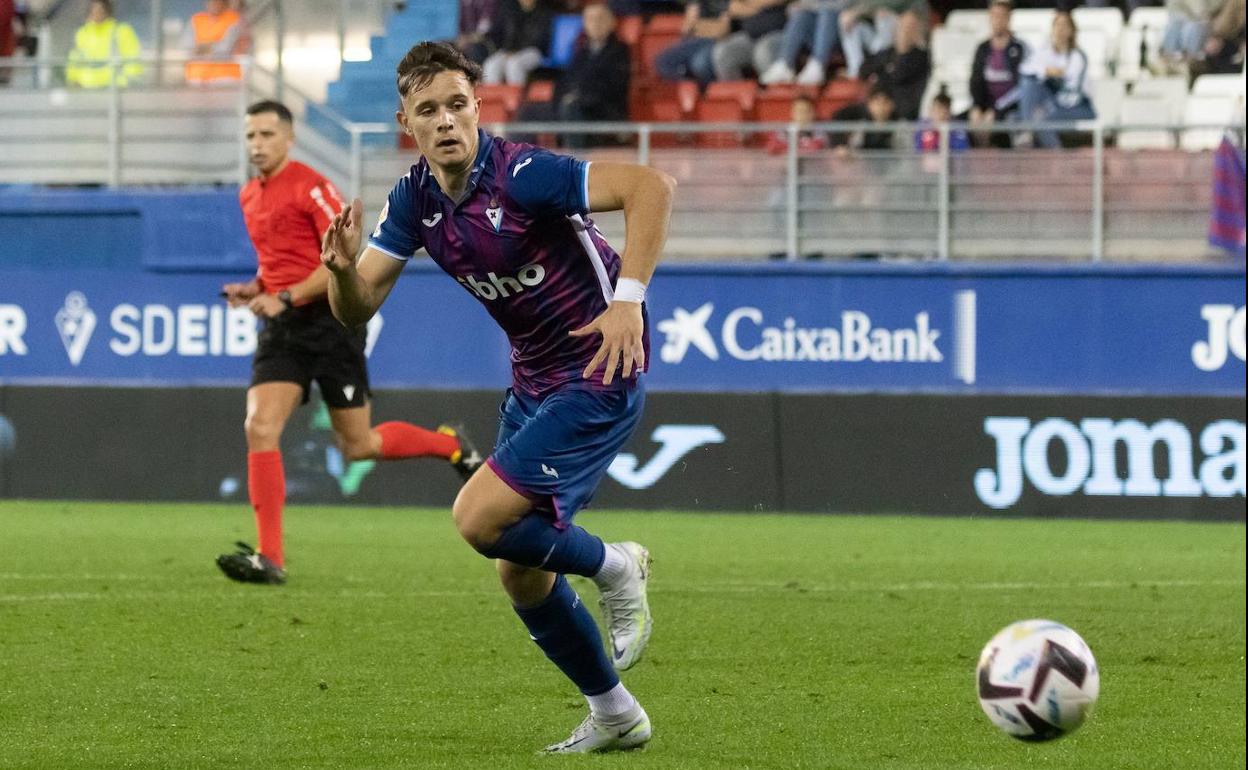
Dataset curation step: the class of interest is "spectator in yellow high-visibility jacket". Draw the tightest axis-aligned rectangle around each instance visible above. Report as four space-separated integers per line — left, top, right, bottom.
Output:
66 0 143 88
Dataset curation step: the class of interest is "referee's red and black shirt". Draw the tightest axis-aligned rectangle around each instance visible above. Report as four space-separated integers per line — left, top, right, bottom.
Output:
240 160 345 292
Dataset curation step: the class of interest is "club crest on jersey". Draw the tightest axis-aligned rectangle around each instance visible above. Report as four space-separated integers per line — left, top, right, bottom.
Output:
486 198 503 232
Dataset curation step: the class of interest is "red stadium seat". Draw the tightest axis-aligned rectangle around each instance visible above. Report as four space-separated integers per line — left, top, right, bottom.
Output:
816 97 854 120
705 80 759 115
756 86 820 123
638 31 682 78
694 98 746 148
475 84 523 115
525 80 556 103
644 14 686 34
616 14 643 46
823 78 866 103
478 100 512 124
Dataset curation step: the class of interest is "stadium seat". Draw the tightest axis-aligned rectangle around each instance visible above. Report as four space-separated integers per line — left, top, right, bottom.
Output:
475 84 523 124
616 14 643 47
823 78 866 104
645 13 686 34
944 9 989 37
545 14 585 68
694 97 747 147
1131 77 1188 123
1180 95 1238 151
1116 95 1177 149
1127 6 1168 33
1073 6 1125 64
1116 24 1163 80
1192 74 1247 98
705 80 759 114
639 30 683 79
1094 77 1127 125
932 27 979 84
757 85 818 122
525 80 556 103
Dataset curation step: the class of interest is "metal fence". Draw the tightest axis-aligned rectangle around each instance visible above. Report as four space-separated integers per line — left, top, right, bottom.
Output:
1 56 1243 262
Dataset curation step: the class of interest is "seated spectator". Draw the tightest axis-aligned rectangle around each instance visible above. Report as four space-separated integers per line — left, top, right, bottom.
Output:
1191 0 1245 76
66 0 143 89
1160 0 1225 64
656 0 732 86
515 3 631 147
829 83 898 152
758 0 847 86
1 0 20 85
859 8 929 119
712 0 791 81
482 0 554 85
458 0 497 64
764 92 830 152
968 0 1027 130
914 91 970 152
183 0 247 83
1012 9 1096 149
838 0 928 78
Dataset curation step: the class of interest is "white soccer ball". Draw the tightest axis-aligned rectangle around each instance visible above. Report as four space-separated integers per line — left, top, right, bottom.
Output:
976 619 1100 741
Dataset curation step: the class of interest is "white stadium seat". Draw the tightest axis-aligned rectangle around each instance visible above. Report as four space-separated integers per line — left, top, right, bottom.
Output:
1191 74 1248 98
944 9 989 37
1131 77 1188 123
1117 95 1177 149
1094 77 1127 125
932 27 981 84
1181 94 1239 150
1116 25 1164 79
1127 6 1169 32
1074 6 1125 56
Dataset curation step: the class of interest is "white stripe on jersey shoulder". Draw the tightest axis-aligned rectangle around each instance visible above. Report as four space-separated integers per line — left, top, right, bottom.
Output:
567 213 613 304
367 239 413 262
581 161 592 215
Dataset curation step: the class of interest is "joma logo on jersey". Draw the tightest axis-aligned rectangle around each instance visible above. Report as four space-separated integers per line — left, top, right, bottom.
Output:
456 262 546 301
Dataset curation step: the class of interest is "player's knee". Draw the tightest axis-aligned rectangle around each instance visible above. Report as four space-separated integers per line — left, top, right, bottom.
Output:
452 497 500 553
243 413 283 449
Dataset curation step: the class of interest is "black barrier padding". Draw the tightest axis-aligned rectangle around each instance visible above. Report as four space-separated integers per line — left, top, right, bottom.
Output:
779 394 1246 521
1 386 1243 521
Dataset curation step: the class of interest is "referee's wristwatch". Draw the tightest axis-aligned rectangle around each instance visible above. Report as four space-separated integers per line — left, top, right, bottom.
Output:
277 290 295 311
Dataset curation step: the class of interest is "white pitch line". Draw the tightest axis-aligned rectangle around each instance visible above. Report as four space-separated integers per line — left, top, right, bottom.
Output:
0 579 1243 605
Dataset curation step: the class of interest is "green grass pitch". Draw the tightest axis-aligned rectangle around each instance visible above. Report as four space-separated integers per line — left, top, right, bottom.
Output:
0 501 1243 769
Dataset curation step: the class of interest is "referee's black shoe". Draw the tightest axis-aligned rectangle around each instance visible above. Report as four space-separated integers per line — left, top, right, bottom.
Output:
439 424 484 482
216 541 287 585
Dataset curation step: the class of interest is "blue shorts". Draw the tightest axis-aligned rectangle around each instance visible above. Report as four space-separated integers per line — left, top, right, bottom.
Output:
486 382 646 528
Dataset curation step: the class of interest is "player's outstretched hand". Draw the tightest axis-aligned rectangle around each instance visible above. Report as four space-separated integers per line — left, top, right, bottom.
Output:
322 198 365 274
569 301 646 385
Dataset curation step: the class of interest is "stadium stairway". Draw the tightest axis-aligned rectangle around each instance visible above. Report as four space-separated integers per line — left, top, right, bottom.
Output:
307 0 459 147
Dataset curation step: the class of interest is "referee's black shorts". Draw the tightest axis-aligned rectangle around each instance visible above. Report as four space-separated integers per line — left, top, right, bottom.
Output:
250 300 371 409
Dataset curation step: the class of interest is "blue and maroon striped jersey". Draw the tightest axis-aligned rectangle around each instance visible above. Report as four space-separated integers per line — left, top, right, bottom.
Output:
368 130 649 397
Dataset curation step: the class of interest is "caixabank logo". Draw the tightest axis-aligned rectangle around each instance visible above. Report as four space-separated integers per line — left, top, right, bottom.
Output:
655 290 978 384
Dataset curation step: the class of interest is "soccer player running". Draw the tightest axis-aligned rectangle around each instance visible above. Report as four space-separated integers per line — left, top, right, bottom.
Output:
319 43 675 753
216 99 483 586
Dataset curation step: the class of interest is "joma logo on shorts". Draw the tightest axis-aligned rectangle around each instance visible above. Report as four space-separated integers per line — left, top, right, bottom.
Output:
456 263 546 301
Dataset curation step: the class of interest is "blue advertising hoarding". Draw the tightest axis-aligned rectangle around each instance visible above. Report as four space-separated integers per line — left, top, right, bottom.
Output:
0 263 1243 395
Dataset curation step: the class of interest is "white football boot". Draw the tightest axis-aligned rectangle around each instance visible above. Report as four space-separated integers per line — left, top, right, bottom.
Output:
543 706 652 754
598 542 653 670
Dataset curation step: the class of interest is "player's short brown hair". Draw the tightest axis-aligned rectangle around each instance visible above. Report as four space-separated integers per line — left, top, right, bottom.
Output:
396 42 482 99
246 99 293 125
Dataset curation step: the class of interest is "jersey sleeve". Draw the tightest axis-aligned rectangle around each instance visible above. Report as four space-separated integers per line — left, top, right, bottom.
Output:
305 176 347 237
367 174 422 261
505 148 590 218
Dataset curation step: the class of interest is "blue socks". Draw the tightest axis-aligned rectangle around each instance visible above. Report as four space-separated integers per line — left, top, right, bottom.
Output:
514 575 620 696
480 514 606 577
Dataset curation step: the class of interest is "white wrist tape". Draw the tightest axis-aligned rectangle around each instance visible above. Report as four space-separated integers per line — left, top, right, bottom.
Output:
614 278 647 304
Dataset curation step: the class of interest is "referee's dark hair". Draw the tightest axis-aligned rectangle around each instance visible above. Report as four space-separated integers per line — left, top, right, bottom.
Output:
396 41 483 99
246 100 294 125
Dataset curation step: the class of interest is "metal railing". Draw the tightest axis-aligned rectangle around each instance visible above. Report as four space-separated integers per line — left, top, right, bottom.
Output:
2 55 1243 262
